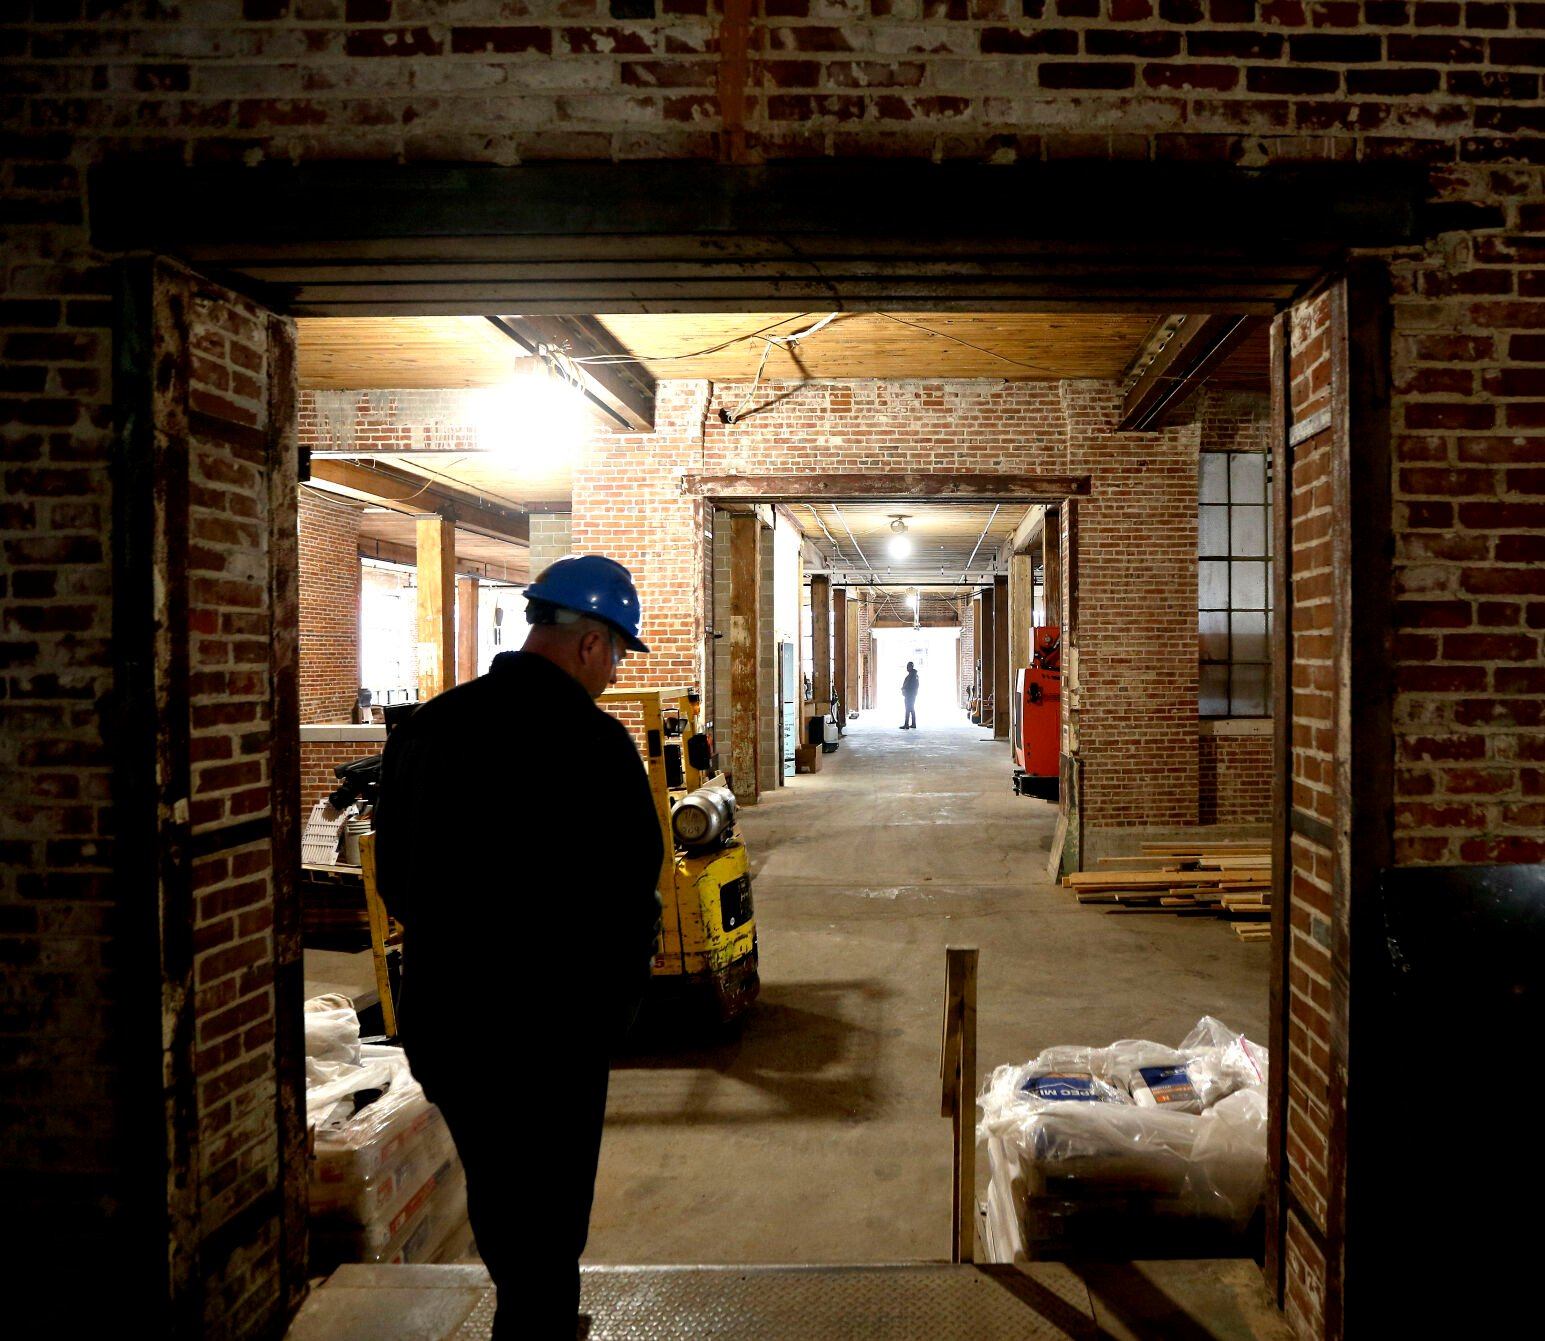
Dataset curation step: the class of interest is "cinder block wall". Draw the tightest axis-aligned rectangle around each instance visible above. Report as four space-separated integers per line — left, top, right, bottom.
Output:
296 489 361 725
3 8 1544 1338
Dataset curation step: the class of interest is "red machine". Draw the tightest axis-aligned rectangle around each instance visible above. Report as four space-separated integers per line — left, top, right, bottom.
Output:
1011 625 1061 799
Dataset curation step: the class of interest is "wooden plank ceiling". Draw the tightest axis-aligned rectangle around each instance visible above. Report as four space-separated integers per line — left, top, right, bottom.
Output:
796 501 1028 586
297 316 520 388
593 312 1156 381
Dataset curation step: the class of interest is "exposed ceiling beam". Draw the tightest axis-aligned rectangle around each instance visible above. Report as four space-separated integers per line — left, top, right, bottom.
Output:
1118 313 1266 432
489 314 655 433
683 473 1091 503
308 459 530 546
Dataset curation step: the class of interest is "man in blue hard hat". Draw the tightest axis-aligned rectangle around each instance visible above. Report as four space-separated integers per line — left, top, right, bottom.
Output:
374 554 664 1339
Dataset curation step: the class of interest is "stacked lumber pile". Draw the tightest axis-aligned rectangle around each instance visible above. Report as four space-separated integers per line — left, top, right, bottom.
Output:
1063 842 1272 943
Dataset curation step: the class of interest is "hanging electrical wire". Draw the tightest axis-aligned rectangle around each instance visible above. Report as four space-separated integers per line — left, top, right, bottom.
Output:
569 314 819 366
875 313 1065 377
960 504 1001 583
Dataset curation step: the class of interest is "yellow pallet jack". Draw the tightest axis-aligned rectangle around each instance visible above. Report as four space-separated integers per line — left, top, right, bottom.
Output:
600 686 760 1025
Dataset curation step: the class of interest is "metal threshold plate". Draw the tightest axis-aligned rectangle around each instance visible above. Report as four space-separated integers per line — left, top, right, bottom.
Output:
554 1264 1092 1341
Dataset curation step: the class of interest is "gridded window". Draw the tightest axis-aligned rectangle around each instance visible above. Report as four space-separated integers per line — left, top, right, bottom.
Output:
1199 452 1272 718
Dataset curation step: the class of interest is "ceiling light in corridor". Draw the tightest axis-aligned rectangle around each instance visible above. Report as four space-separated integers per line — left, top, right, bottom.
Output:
887 515 912 559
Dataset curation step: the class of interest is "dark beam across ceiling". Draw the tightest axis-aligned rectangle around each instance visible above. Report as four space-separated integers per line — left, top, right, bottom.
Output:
684 473 1091 503
489 314 655 432
309 459 530 545
1118 313 1267 432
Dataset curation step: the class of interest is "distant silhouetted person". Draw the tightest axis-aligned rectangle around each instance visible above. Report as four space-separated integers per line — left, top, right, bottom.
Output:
901 662 919 729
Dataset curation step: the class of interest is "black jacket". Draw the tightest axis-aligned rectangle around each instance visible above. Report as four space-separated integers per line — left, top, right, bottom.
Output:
373 652 664 1083
902 670 920 701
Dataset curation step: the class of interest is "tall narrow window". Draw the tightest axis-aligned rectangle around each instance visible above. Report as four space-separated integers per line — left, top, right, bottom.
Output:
1199 451 1271 718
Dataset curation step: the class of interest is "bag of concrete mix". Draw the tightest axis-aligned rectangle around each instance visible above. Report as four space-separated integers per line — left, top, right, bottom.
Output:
978 1019 1270 1260
1098 1040 1204 1114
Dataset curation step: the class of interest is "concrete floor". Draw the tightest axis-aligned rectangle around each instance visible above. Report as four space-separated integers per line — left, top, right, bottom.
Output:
588 713 1271 1266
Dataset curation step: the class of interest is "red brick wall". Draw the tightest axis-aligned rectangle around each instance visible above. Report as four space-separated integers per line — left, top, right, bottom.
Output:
297 489 360 725
299 740 366 813
1284 289 1337 1341
300 389 480 455
1390 240 1545 866
182 280 297 1333
1199 731 1273 824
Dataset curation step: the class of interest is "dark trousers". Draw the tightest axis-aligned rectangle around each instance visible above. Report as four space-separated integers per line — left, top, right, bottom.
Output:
902 700 917 728
421 1051 611 1340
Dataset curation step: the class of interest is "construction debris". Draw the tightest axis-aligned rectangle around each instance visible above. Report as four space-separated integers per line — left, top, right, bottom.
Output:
1063 843 1272 943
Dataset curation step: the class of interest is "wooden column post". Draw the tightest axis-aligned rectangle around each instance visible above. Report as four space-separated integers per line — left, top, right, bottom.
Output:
811 573 831 709
456 574 479 685
978 584 996 730
833 589 848 714
729 512 761 805
1010 552 1033 676
845 593 861 718
994 573 1010 740
868 632 878 711
415 513 455 701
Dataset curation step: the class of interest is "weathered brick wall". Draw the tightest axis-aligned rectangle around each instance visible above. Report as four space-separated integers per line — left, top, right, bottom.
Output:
1199 730 1274 823
297 489 361 724
1389 228 1545 866
1059 380 1200 825
301 388 480 455
181 283 296 1333
1284 288 1336 1341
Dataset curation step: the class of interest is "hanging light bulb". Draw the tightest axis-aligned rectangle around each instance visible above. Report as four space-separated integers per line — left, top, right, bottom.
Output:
887 514 912 559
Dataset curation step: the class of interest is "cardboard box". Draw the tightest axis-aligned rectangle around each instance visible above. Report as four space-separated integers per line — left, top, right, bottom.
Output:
794 744 822 774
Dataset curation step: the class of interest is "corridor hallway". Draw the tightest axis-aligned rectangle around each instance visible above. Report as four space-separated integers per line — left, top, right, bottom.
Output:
588 711 1269 1266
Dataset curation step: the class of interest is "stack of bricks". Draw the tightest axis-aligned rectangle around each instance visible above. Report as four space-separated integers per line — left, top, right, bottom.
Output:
297 489 362 725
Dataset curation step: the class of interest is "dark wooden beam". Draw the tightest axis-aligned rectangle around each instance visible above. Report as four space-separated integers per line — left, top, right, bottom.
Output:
489 314 655 433
684 473 1091 503
89 161 1431 316
728 513 761 805
993 573 1011 741
811 574 832 708
1118 313 1267 432
308 458 530 545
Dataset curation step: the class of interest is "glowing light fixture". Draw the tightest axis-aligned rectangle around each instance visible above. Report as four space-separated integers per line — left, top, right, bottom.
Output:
471 353 588 459
887 514 912 559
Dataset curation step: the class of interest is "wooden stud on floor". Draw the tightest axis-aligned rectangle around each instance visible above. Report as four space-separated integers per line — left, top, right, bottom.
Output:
940 945 979 1265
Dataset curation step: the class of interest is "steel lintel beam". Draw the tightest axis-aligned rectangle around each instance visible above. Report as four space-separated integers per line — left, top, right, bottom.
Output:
308 460 530 545
490 314 655 432
1118 313 1266 432
684 473 1090 503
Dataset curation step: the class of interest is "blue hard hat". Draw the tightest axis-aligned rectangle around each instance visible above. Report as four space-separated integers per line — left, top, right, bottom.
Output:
525 554 649 652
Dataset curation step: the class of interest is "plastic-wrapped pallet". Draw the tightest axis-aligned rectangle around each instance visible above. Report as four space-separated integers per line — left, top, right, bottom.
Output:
978 1017 1268 1262
305 997 471 1269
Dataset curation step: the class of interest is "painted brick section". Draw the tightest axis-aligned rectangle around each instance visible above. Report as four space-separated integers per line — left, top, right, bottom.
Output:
1199 731 1273 823
301 388 481 456
298 489 361 724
